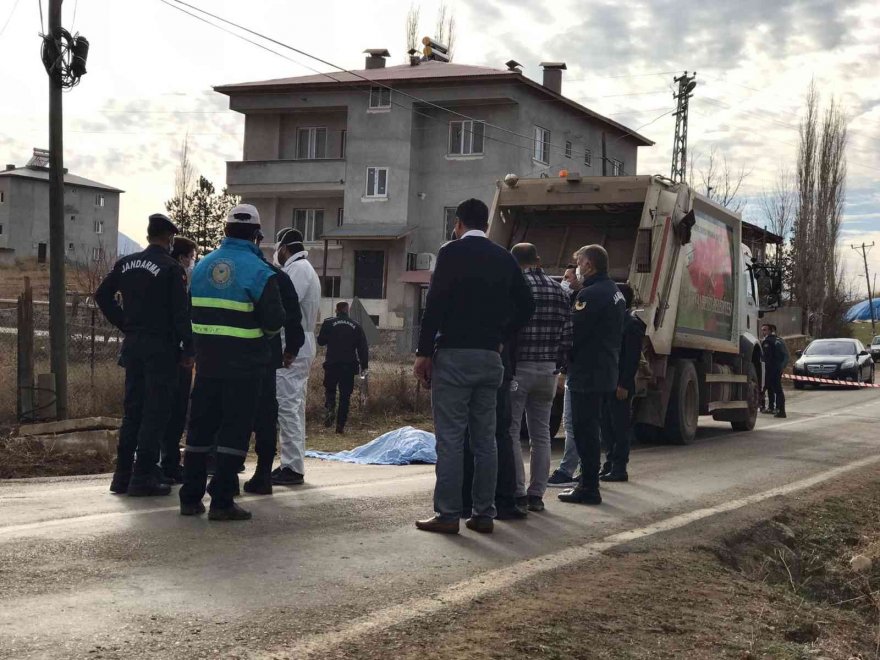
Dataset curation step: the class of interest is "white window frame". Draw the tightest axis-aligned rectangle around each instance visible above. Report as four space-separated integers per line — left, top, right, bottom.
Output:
91 247 104 261
365 167 389 199
584 149 593 167
448 120 485 157
336 207 344 227
95 194 105 207
369 87 391 110
611 159 624 176
296 127 328 160
564 141 572 159
533 126 550 164
292 209 325 243
94 220 104 234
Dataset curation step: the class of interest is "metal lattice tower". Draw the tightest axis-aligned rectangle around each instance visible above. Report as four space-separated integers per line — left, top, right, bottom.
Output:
670 71 697 183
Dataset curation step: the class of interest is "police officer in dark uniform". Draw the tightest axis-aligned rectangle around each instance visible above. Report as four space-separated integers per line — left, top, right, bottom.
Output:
242 230 305 496
95 213 192 497
558 244 625 505
317 301 369 434
761 323 789 418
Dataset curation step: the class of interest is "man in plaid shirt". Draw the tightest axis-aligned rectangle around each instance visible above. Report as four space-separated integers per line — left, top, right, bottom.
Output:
507 243 573 512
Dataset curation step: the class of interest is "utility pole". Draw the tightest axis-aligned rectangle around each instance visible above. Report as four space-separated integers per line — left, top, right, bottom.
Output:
47 0 68 419
851 242 876 335
671 72 697 183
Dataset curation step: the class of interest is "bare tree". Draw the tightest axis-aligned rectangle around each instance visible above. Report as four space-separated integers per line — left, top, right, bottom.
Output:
174 133 196 203
405 3 421 60
435 1 456 61
790 82 848 337
697 145 750 212
760 168 797 240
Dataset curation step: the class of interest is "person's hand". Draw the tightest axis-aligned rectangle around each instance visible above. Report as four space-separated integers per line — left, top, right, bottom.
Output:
616 386 628 401
180 356 194 369
283 352 295 368
414 356 433 388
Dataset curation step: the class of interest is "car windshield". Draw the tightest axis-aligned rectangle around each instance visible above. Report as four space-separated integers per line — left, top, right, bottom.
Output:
873 336 880 345
805 340 856 356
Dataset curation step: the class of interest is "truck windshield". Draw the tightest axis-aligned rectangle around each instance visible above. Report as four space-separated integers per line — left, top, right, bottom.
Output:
872 336 880 345
804 340 856 356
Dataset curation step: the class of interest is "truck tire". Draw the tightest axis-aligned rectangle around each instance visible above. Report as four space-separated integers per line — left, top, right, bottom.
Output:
731 362 759 432
663 360 699 445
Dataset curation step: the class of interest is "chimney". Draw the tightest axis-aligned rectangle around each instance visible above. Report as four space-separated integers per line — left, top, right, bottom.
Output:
540 62 567 95
5 164 14 171
364 49 390 69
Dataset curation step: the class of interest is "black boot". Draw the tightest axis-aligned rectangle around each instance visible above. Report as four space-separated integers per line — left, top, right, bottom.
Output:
243 463 273 495
208 502 252 521
127 473 172 497
109 470 131 494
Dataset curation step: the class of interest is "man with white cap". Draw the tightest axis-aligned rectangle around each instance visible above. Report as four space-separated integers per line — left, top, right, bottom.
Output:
272 227 321 486
179 204 285 520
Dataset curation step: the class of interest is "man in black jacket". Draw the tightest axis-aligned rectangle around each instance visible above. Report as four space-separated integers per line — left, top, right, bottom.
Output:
414 198 534 535
317 301 369 434
599 282 646 482
95 213 191 497
242 230 305 496
761 323 789 418
558 244 625 506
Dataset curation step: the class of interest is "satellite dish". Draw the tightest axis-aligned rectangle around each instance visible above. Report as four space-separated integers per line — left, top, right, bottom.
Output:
685 80 697 94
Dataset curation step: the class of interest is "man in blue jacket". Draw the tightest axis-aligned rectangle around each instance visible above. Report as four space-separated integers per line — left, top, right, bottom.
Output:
179 204 285 521
558 245 625 506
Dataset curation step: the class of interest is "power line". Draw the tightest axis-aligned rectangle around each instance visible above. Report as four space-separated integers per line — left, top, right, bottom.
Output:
36 0 42 32
0 0 23 39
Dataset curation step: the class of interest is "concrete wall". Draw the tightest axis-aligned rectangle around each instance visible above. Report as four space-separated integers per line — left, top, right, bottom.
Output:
0 176 119 265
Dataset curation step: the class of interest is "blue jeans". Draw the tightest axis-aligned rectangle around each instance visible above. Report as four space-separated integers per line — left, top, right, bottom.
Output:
557 380 581 478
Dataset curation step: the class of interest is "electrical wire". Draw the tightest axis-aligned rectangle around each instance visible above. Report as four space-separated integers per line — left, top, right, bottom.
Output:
36 0 42 33
0 0 23 39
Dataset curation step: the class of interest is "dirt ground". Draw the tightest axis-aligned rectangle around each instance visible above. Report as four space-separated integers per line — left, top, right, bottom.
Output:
321 467 880 660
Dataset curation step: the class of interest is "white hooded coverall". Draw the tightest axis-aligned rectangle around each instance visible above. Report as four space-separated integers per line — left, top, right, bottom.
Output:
276 251 321 475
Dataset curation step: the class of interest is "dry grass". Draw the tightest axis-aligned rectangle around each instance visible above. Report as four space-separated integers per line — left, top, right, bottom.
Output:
0 259 91 300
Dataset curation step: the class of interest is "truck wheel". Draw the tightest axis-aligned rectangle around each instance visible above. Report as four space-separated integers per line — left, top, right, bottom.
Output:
664 360 698 445
731 362 759 432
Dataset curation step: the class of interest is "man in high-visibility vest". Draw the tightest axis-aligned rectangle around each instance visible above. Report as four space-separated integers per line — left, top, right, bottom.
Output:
179 204 285 521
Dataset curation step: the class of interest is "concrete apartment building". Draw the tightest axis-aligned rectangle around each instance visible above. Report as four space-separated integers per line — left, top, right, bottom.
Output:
0 149 122 267
216 51 653 330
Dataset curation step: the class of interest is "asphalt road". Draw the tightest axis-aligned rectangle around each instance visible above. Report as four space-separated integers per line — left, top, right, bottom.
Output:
1 385 879 659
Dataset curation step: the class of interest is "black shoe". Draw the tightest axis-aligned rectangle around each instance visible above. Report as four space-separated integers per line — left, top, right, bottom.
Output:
558 487 602 505
208 503 252 521
599 462 612 478
600 472 629 482
243 472 273 495
127 477 172 497
180 501 206 516
109 471 131 494
465 517 494 534
515 495 528 509
162 465 184 485
271 467 305 486
547 469 578 487
774 411 787 419
496 506 528 520
527 496 545 512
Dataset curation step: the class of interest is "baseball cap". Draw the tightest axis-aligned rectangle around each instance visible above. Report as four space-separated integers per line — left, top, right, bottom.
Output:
227 204 261 226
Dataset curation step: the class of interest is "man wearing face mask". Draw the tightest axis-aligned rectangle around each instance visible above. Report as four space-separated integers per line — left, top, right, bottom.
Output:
95 213 192 497
272 227 321 486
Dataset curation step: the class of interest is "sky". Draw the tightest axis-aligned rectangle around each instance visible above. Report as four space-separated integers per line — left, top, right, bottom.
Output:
1 0 878 292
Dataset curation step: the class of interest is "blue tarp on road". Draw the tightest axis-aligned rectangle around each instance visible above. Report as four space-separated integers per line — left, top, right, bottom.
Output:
305 426 437 465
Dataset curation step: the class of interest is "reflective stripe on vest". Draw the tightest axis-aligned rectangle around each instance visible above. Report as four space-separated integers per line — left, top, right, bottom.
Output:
191 323 264 339
191 296 255 313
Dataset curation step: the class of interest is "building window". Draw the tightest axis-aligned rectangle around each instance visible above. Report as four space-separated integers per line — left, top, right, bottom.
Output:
448 120 485 156
67 242 74 253
0 191 4 203
340 130 347 159
365 167 388 198
0 224 4 235
296 127 327 160
533 126 550 164
443 207 457 241
38 243 47 263
321 276 341 297
91 247 104 262
354 250 385 299
584 149 592 167
336 207 344 227
611 159 624 176
292 209 324 242
70 215 76 223
369 87 391 109
95 194 105 207
94 220 104 234
565 141 572 158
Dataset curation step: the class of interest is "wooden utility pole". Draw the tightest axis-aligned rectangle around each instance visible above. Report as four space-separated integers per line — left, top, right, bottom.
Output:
851 242 876 335
48 0 68 418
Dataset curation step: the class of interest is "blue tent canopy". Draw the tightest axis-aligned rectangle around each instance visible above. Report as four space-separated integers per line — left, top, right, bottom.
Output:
845 298 880 323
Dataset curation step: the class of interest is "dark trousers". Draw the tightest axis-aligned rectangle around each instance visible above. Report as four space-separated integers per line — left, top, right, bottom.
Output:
324 362 358 430
462 382 517 513
252 369 278 472
766 369 785 413
601 393 633 473
570 390 605 492
160 363 193 471
118 352 176 478
180 375 262 509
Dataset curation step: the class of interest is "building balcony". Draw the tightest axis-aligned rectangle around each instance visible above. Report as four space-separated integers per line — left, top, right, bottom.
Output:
226 159 345 197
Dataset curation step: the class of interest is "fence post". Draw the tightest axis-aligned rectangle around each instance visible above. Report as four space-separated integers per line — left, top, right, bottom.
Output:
17 278 35 422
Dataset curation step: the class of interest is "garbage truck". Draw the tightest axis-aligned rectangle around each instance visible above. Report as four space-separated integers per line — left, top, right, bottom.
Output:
487 173 781 445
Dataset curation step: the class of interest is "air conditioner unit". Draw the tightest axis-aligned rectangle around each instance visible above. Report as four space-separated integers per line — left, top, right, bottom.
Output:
416 252 436 271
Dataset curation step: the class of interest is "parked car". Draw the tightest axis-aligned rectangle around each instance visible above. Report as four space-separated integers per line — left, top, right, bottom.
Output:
870 335 880 362
792 338 875 389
